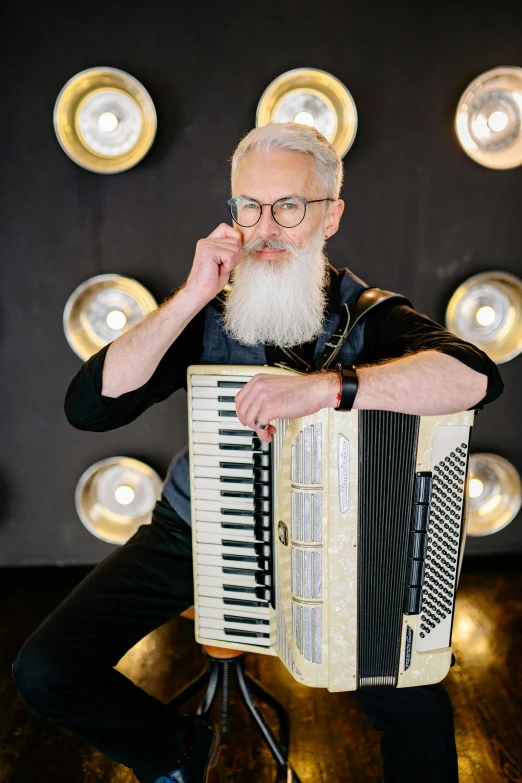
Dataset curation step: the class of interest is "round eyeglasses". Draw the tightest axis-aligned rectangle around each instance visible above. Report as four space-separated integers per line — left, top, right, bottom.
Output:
227 196 334 228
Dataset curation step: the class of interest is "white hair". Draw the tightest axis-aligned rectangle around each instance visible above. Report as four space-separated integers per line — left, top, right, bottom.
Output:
229 122 344 199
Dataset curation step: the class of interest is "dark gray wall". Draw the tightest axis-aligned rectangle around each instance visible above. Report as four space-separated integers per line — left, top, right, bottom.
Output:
1 1 521 564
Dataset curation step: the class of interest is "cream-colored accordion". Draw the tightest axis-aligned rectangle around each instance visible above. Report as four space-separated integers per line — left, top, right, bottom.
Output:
187 364 474 692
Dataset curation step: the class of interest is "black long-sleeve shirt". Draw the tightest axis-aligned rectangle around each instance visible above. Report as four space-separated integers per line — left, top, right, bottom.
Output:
64 267 504 431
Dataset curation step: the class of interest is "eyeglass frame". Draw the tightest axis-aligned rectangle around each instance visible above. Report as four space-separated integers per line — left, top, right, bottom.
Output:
227 195 335 228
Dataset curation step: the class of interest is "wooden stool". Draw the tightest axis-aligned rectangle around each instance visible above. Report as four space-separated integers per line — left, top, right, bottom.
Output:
170 606 301 782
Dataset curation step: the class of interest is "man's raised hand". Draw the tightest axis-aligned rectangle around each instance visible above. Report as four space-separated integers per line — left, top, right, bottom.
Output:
184 223 243 306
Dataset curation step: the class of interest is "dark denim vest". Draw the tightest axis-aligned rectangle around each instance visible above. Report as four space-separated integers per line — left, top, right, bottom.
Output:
162 266 368 525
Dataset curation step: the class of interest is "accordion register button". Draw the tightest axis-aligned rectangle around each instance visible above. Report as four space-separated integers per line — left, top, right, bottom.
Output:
412 503 430 532
404 586 423 615
411 531 428 559
414 472 433 504
407 558 425 586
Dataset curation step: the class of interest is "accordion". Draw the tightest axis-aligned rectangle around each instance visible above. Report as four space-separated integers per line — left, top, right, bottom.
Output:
187 364 474 691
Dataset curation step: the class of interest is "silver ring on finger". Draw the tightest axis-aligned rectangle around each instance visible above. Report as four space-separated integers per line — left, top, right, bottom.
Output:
255 419 269 430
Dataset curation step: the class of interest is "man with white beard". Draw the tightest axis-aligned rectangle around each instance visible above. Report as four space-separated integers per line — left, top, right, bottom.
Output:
13 123 503 783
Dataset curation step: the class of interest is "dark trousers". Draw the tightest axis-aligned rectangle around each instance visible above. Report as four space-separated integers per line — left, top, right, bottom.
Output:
12 495 459 783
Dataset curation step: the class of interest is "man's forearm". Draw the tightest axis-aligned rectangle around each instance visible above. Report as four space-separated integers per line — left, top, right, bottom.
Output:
101 287 205 398
323 350 488 415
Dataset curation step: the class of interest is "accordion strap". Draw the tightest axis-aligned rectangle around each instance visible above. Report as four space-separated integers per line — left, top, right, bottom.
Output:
314 287 412 370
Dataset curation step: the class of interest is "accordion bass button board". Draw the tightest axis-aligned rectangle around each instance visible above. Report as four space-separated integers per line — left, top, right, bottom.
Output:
187 365 475 692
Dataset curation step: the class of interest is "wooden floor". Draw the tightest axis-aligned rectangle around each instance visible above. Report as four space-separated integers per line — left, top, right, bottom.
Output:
1 558 521 783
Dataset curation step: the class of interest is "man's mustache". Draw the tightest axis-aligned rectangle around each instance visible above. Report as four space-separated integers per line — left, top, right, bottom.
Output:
241 238 297 253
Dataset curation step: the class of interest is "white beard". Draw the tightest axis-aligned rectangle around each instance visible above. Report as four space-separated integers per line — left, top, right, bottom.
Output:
220 228 329 347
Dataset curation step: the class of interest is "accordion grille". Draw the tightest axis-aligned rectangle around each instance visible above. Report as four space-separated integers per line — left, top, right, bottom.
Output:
358 410 419 687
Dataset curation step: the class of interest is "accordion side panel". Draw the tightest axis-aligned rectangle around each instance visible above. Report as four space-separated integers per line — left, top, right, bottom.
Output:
326 408 359 692
397 411 474 687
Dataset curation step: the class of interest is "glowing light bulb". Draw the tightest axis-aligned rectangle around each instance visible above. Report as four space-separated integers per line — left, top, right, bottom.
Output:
469 478 484 499
475 305 496 326
98 112 119 133
106 309 127 330
294 111 315 126
487 110 508 132
114 484 135 505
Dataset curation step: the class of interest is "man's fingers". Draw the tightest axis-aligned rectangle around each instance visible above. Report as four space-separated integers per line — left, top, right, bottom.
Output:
207 222 243 243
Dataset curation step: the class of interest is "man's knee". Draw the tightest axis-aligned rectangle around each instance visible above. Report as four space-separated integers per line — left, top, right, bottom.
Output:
12 637 71 719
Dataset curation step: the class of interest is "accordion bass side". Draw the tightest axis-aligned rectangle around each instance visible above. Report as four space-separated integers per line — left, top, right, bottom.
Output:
187 364 474 692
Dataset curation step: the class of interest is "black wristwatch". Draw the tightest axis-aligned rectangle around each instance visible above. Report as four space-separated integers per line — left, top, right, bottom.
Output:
334 362 359 411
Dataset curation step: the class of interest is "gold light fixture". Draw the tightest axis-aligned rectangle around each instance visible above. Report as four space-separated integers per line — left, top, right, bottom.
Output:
75 456 163 544
256 68 357 158
54 66 157 173
445 271 522 364
63 273 157 360
455 66 522 169
466 453 521 536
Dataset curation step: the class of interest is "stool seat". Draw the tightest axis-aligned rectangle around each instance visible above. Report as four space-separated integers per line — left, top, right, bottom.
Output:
175 605 301 782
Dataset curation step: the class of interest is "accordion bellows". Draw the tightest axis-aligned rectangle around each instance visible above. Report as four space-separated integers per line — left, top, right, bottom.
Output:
187 365 474 692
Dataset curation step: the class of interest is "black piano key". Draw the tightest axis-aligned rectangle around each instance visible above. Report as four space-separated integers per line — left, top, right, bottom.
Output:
221 508 255 517
218 396 237 403
222 540 255 549
218 410 239 417
254 543 271 558
224 628 270 639
254 499 270 514
253 468 270 483
221 476 254 485
254 514 271 529
220 461 254 470
223 554 258 563
223 584 256 594
218 381 246 388
223 614 270 625
255 587 272 602
223 566 258 576
220 490 254 498
221 522 255 530
253 454 270 468
255 572 272 586
219 429 255 437
223 597 269 608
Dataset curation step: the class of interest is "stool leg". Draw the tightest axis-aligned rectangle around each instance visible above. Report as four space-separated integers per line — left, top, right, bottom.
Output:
235 661 302 783
166 663 211 711
243 672 289 753
197 660 220 717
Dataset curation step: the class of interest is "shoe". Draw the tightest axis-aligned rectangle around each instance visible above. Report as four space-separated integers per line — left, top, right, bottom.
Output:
154 716 219 783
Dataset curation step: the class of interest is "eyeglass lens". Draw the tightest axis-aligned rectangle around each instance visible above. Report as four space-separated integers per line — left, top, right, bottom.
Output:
230 197 305 228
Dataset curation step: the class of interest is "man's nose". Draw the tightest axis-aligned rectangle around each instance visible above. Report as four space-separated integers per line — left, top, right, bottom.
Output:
255 205 282 238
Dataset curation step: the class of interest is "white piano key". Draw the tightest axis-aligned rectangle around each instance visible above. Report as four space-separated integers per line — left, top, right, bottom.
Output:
191 375 252 386
197 626 272 647
193 433 255 446
198 595 267 611
194 498 256 515
194 465 255 480
192 411 241 422
194 490 254 509
195 477 254 493
192 398 237 411
198 605 270 621
191 387 241 399
197 553 261 570
195 523 256 541
194 454 253 467
194 420 252 433
197 542 256 557
194 444 257 458
199 617 272 632
196 565 257 582
194 510 255 524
